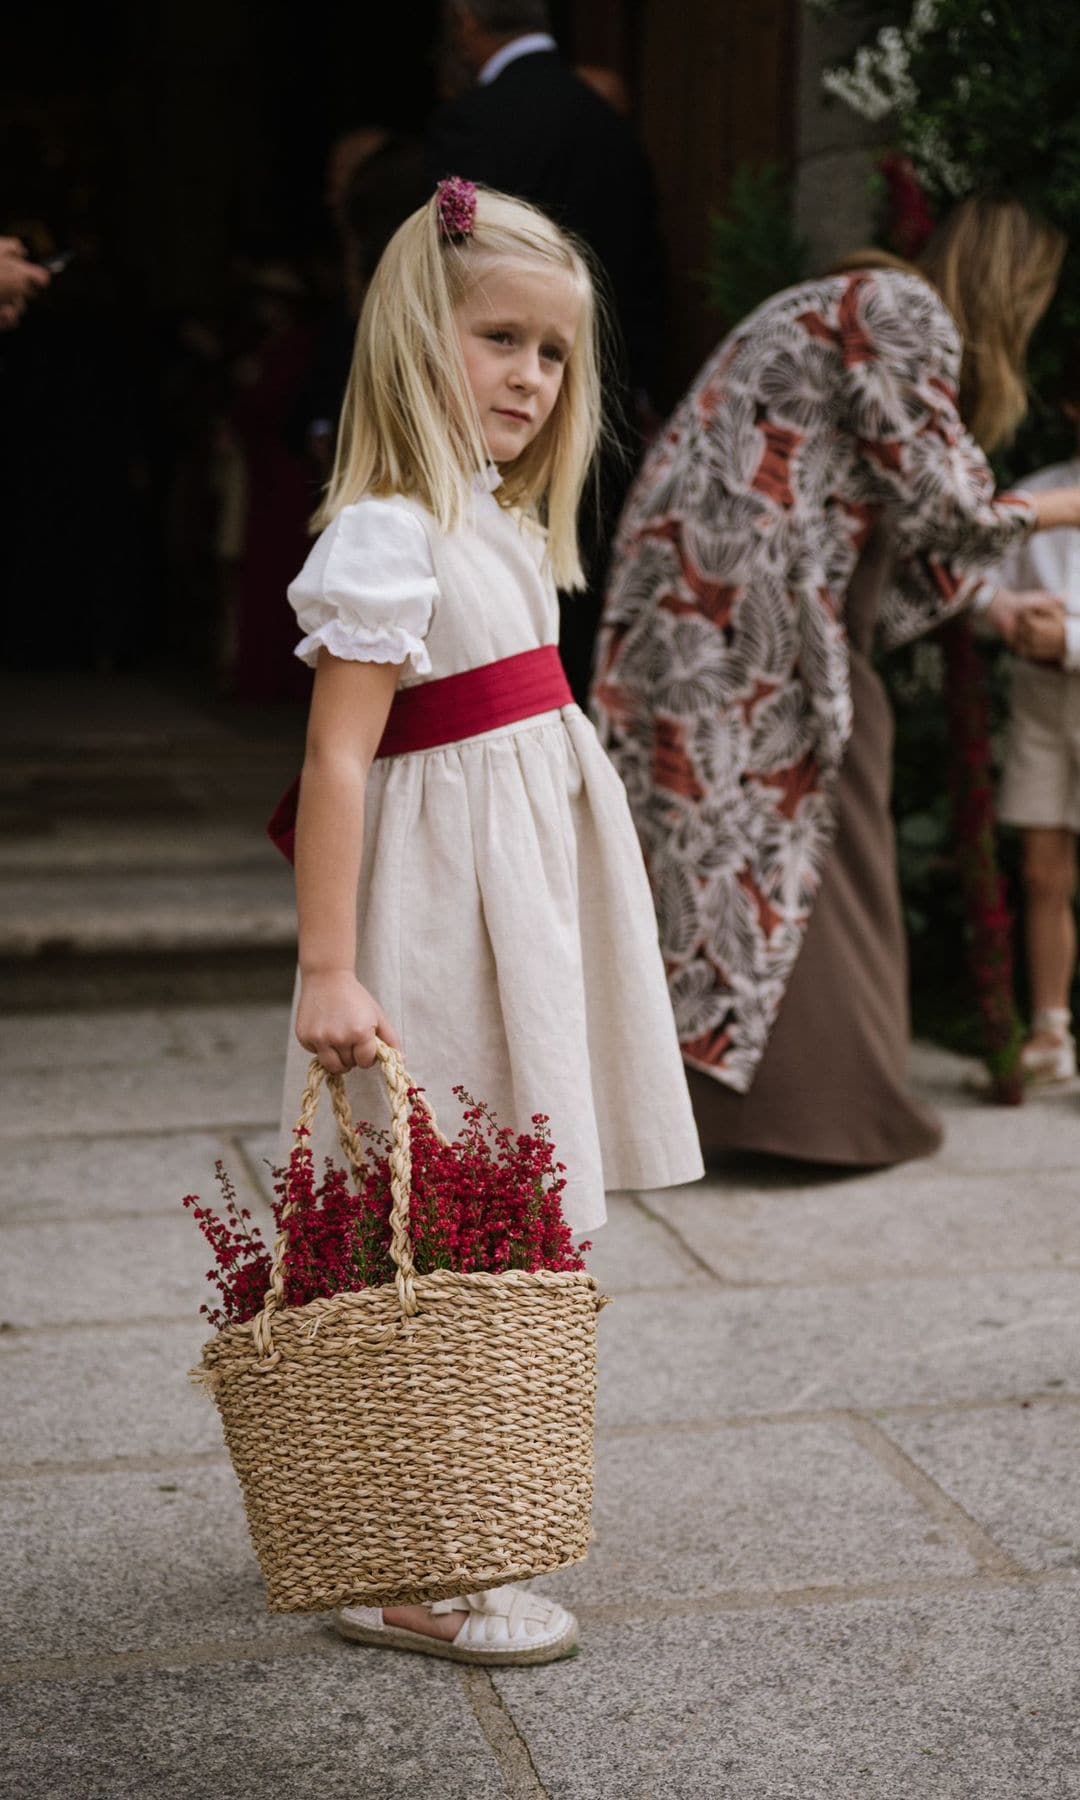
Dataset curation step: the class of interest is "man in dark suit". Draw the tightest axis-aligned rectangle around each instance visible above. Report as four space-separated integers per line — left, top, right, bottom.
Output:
426 0 667 701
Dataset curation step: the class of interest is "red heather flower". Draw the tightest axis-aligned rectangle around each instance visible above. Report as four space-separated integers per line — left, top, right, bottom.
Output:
183 1088 588 1326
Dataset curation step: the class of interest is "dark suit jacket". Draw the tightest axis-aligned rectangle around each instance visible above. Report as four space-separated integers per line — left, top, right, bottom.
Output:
426 50 666 401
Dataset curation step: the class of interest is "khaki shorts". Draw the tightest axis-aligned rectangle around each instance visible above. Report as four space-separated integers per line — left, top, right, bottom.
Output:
999 662 1080 831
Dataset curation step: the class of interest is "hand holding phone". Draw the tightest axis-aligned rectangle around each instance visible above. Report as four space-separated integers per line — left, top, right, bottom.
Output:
0 238 52 329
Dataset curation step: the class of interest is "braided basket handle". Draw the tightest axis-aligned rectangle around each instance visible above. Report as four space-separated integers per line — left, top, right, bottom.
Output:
252 1041 436 1362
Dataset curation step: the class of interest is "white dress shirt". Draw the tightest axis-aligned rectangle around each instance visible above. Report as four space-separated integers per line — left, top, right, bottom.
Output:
477 32 558 86
994 457 1080 670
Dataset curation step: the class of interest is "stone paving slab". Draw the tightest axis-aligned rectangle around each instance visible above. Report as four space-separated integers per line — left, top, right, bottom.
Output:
0 1056 284 1139
1 1653 510 1800
907 1044 1080 1174
0 1464 292 1661
0 1214 220 1328
649 1167 1080 1286
1 1002 291 1073
885 1401 1080 1576
0 1323 219 1466
596 1271 1080 1427
537 1420 975 1615
935 1093 1080 1175
494 1583 1080 1800
0 1131 264 1226
575 1195 709 1294
0 1004 291 1138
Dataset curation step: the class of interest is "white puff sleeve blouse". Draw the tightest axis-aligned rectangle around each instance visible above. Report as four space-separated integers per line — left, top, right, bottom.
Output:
286 497 438 675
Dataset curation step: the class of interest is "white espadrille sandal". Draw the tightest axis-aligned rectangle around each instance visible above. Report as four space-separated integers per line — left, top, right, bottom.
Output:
334 1584 578 1666
1020 1009 1077 1085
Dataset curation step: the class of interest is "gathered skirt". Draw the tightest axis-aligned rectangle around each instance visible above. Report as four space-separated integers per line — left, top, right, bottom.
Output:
280 706 703 1235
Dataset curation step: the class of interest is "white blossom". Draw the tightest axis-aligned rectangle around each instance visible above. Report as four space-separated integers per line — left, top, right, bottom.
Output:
823 31 917 122
822 0 972 196
906 115 973 197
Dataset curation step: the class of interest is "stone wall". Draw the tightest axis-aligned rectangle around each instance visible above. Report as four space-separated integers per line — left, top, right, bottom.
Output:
794 3 889 271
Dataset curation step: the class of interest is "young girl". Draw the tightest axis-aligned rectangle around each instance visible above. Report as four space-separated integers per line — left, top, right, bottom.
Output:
993 379 1080 1082
277 179 703 1665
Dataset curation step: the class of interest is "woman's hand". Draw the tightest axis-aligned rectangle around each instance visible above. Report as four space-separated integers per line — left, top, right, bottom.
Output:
1014 601 1068 665
0 239 50 331
982 587 1064 650
296 971 402 1074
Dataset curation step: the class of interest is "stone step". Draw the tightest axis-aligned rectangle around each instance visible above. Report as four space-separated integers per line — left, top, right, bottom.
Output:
0 867 296 960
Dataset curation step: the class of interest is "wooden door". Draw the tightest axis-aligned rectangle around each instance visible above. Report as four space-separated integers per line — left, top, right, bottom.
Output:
570 0 800 403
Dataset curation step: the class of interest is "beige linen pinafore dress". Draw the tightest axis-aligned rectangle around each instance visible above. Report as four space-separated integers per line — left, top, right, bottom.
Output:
279 478 703 1236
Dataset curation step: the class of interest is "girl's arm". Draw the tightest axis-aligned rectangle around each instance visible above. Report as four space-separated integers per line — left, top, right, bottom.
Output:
294 652 402 1074
1028 488 1080 532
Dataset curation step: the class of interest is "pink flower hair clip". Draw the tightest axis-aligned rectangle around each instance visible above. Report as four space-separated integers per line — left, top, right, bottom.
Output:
436 176 478 243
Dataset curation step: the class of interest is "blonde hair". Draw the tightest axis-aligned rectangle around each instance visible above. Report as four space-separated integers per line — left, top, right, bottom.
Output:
831 198 1067 452
316 183 602 589
920 197 1065 451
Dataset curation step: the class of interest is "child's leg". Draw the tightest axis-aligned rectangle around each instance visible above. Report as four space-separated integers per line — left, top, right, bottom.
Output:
382 1603 461 1642
1022 826 1077 1038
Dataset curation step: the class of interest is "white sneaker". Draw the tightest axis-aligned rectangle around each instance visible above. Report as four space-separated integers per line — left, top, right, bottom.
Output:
335 1584 578 1665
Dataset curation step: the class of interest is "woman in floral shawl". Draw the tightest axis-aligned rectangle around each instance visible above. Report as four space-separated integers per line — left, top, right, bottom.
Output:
593 197 1080 1165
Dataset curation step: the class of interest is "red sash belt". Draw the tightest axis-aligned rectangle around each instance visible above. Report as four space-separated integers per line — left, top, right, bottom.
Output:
267 644 573 865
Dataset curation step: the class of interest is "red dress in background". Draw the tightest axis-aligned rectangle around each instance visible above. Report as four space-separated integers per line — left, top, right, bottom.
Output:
230 322 316 703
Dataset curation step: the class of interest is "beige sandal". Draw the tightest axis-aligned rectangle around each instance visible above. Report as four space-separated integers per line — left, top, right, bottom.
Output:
335 1584 579 1666
1021 1009 1077 1085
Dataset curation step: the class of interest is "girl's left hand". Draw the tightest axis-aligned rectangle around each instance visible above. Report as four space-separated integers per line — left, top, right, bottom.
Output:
1014 601 1068 664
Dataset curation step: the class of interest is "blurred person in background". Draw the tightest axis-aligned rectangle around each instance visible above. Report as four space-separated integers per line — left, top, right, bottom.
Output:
226 258 317 702
0 194 148 671
427 0 667 702
299 131 428 481
987 344 1080 1084
0 236 50 328
593 198 1080 1169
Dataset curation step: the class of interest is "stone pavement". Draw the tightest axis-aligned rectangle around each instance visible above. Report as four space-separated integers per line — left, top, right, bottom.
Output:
2 1004 1079 1800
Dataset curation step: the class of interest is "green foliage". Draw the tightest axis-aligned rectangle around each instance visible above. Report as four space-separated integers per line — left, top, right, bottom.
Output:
703 165 810 325
888 636 1028 1051
903 1 1080 221
821 0 1080 1038
700 8 1080 1044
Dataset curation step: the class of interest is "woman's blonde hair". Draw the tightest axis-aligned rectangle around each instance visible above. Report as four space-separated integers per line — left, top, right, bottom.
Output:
832 199 1066 452
316 183 602 589
920 196 1065 451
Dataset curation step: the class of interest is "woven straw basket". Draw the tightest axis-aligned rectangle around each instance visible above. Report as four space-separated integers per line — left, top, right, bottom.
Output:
198 1043 606 1614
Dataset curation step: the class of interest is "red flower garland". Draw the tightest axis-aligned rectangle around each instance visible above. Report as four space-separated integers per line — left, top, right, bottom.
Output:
183 1088 589 1331
879 152 938 260
940 614 1024 1103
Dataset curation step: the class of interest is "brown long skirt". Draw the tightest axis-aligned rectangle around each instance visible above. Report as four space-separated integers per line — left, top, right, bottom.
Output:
690 554 942 1167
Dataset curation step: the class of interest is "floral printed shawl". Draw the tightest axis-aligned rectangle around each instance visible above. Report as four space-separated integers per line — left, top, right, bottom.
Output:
592 270 1034 1093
